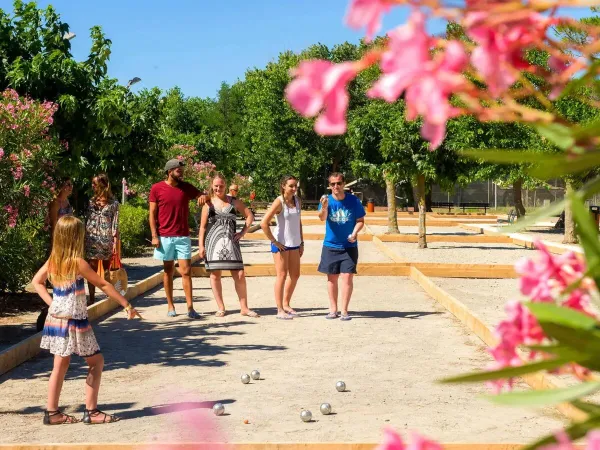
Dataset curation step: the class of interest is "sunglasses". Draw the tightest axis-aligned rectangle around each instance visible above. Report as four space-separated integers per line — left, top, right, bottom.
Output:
329 181 343 186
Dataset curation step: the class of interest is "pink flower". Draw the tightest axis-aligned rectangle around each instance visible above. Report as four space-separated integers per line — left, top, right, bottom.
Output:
377 429 442 450
367 11 468 149
466 12 555 96
0 148 3 159
376 428 405 450
23 149 32 158
4 205 18 228
540 431 575 450
11 165 23 180
345 0 392 41
23 185 30 197
286 60 358 135
9 153 18 162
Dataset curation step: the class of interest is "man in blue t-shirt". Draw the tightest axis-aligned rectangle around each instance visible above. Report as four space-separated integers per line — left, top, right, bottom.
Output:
318 172 366 321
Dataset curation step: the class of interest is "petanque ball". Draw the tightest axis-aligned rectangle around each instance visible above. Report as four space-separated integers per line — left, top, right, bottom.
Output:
300 410 312 422
336 381 346 392
213 403 225 416
320 403 332 415
241 373 251 384
251 370 260 380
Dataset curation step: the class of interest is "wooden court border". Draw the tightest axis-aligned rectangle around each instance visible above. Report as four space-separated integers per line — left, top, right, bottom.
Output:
0 443 560 450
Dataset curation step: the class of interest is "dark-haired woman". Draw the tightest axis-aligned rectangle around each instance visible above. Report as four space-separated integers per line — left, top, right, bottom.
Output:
260 176 304 320
85 174 120 306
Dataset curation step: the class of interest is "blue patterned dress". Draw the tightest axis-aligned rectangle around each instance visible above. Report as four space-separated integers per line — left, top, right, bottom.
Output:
40 276 100 357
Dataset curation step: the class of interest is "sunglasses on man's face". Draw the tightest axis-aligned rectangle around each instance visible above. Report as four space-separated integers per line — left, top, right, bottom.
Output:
329 181 343 186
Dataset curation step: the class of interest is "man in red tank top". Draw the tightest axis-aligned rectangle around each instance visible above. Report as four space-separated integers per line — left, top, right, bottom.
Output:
149 159 208 318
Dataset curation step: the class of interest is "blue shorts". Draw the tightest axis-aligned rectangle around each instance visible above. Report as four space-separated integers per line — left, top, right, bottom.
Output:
154 236 192 261
318 246 359 274
270 243 301 253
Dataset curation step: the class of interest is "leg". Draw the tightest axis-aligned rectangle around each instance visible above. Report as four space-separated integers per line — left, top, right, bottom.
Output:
47 355 70 411
283 249 300 314
273 251 289 316
82 352 119 423
84 353 104 411
232 269 258 317
163 261 175 312
339 273 354 315
210 271 226 314
177 259 194 312
327 274 340 314
87 259 99 305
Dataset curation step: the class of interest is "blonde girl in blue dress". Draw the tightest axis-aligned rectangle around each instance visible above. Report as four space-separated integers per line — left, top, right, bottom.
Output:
32 216 141 425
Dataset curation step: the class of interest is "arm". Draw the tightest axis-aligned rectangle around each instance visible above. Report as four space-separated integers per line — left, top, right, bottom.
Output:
233 198 254 242
260 199 285 250
149 201 159 248
299 198 304 257
348 218 365 243
32 261 53 306
198 204 210 259
112 202 120 253
318 196 328 222
77 259 141 319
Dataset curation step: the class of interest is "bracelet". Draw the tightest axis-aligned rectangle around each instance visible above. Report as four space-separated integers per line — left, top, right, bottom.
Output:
124 304 132 312
300 241 305 246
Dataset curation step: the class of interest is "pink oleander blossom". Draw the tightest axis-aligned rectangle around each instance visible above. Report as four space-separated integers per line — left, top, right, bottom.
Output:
346 0 392 41
376 428 442 450
0 148 3 159
367 10 468 149
286 59 358 135
23 185 30 197
4 205 18 228
466 12 556 96
11 165 23 180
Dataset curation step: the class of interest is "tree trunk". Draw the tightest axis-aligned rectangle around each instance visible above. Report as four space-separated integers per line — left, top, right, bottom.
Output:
513 178 526 217
332 156 340 173
563 181 578 244
384 171 399 234
417 174 427 248
425 184 433 212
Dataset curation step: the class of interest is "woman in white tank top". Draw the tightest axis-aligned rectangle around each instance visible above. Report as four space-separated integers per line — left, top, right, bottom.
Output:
260 176 304 320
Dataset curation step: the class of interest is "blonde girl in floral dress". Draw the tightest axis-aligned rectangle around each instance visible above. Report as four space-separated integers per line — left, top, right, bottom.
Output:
85 173 119 306
32 216 141 425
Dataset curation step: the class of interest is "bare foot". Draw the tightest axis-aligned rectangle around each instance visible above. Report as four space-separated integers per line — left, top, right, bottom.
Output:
241 310 260 318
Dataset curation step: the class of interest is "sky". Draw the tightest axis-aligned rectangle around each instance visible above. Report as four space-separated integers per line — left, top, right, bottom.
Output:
0 0 592 99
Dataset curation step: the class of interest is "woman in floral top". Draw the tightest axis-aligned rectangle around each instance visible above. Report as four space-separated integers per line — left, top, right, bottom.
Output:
85 173 119 305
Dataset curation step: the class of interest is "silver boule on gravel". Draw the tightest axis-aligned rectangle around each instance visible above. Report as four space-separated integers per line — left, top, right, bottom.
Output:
335 381 346 392
251 369 260 380
212 403 225 416
320 403 332 415
241 373 251 384
300 410 312 422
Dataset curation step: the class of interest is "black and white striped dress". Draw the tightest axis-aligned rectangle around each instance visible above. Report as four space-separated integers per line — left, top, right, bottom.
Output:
204 201 244 271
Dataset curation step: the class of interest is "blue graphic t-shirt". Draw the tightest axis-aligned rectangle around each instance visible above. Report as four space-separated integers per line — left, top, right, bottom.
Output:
319 194 366 249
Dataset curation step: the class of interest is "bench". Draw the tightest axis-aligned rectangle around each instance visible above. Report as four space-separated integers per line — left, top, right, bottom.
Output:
431 201 454 213
459 202 489 214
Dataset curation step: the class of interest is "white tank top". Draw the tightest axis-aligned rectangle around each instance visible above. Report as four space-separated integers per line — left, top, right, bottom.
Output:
274 196 302 247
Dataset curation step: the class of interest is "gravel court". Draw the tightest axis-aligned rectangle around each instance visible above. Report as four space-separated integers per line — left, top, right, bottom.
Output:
0 276 565 444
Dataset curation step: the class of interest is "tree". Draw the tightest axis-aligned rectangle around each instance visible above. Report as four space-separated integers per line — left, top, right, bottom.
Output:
0 1 165 191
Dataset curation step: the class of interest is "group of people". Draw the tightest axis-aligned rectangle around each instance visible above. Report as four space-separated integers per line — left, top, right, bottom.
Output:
31 157 365 425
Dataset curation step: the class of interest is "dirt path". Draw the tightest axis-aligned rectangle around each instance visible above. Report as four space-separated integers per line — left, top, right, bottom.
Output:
0 276 564 444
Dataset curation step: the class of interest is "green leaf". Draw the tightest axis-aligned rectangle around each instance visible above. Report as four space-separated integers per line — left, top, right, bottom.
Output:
571 195 600 285
534 123 575 150
526 303 598 330
525 343 589 360
539 323 600 355
485 381 600 406
528 152 600 179
521 414 600 450
441 358 572 384
571 400 600 415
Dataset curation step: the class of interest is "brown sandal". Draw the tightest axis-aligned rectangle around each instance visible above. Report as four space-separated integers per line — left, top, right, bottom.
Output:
82 408 120 424
43 409 79 425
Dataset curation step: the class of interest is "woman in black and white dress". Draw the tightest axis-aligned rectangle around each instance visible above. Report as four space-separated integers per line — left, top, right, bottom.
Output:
199 174 258 318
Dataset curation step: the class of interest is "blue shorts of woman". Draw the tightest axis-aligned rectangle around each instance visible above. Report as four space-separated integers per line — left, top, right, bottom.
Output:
270 243 301 253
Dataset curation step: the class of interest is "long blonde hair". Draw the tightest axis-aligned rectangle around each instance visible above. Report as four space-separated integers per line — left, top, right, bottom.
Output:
48 216 85 284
